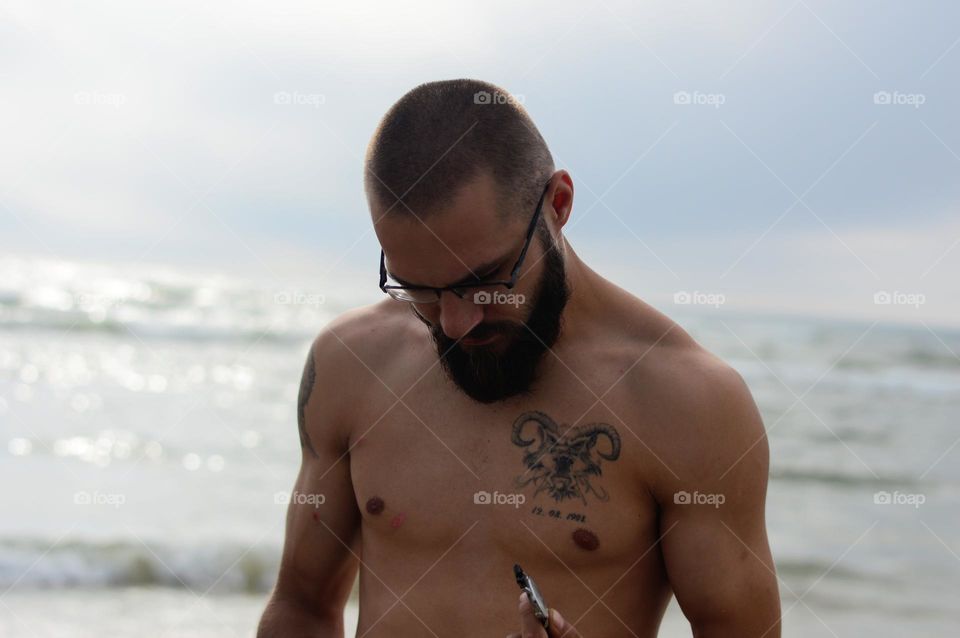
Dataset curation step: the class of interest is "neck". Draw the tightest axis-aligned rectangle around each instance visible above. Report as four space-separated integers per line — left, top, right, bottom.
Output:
553 236 607 345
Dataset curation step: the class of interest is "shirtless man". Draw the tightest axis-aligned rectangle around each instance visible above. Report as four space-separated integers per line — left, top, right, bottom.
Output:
257 79 781 637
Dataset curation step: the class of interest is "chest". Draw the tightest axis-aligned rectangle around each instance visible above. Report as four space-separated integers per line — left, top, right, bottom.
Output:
347 371 662 568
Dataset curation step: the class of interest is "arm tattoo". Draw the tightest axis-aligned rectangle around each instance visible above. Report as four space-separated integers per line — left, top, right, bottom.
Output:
297 346 318 456
512 410 621 505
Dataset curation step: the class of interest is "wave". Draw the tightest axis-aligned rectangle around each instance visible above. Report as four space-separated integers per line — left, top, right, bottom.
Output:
2 536 893 595
0 536 281 593
0 255 357 343
769 467 922 488
0 309 315 344
0 289 339 344
775 557 885 583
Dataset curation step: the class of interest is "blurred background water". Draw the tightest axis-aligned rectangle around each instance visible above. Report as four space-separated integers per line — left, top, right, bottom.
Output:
1 254 958 637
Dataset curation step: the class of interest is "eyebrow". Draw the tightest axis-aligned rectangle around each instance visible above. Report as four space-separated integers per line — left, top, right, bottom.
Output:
390 256 509 288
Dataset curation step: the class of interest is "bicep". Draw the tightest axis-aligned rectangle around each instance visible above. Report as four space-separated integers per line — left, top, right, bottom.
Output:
655 366 780 635
273 339 361 615
274 453 361 611
659 490 779 635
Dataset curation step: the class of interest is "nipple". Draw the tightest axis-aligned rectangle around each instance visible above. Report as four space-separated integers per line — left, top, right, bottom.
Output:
572 528 599 551
366 496 385 515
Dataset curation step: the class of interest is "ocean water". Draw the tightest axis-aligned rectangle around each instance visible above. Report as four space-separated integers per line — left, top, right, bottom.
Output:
1 254 958 637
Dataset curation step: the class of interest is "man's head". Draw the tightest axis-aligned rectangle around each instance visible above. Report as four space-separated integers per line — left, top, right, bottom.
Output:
364 78 554 225
365 79 573 403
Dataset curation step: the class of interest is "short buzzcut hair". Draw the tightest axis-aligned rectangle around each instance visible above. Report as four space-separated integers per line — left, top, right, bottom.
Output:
364 79 555 224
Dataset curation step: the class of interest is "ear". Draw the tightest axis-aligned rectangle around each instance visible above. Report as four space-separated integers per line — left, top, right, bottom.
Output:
547 170 574 230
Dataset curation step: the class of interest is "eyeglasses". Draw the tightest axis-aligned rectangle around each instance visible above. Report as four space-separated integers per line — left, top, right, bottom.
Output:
379 180 551 304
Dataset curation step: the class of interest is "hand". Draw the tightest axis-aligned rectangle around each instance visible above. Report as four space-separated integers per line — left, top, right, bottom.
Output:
506 591 581 638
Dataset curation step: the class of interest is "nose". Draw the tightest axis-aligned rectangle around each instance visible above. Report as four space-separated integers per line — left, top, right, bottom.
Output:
437 290 484 340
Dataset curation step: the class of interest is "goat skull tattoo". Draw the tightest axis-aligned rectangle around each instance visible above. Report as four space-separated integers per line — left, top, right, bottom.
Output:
512 411 622 505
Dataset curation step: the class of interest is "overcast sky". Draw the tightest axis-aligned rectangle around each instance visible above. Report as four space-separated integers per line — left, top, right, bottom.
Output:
2 1 959 327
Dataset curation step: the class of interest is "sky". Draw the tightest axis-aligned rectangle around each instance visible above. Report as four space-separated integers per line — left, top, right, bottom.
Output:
1 0 959 327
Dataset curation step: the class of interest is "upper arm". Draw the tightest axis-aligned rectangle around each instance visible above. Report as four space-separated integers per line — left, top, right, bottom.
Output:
653 360 781 637
271 330 362 619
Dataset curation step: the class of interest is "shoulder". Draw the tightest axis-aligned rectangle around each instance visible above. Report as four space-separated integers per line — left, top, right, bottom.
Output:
299 298 422 449
649 337 759 436
307 297 420 375
612 297 757 428
612 303 768 494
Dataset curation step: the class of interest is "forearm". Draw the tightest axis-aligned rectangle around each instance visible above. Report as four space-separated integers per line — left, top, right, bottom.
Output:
685 583 781 638
257 596 345 638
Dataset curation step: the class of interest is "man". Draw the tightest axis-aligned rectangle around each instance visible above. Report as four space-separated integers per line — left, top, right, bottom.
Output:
258 79 781 637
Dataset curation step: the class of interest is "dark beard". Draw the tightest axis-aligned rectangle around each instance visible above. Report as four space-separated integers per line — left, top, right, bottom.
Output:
416 232 570 404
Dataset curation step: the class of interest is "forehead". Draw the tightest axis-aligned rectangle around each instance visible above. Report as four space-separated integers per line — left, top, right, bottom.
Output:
374 171 522 287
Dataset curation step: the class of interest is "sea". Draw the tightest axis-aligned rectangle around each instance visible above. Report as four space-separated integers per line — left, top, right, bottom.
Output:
1 254 958 637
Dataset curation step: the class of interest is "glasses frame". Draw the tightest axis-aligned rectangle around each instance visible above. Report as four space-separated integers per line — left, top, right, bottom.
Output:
379 179 551 303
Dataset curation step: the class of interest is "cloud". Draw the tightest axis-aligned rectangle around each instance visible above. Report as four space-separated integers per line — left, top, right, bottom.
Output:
1 0 958 327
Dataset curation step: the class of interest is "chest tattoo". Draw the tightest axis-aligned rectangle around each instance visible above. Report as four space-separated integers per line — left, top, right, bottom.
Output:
511 410 622 505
